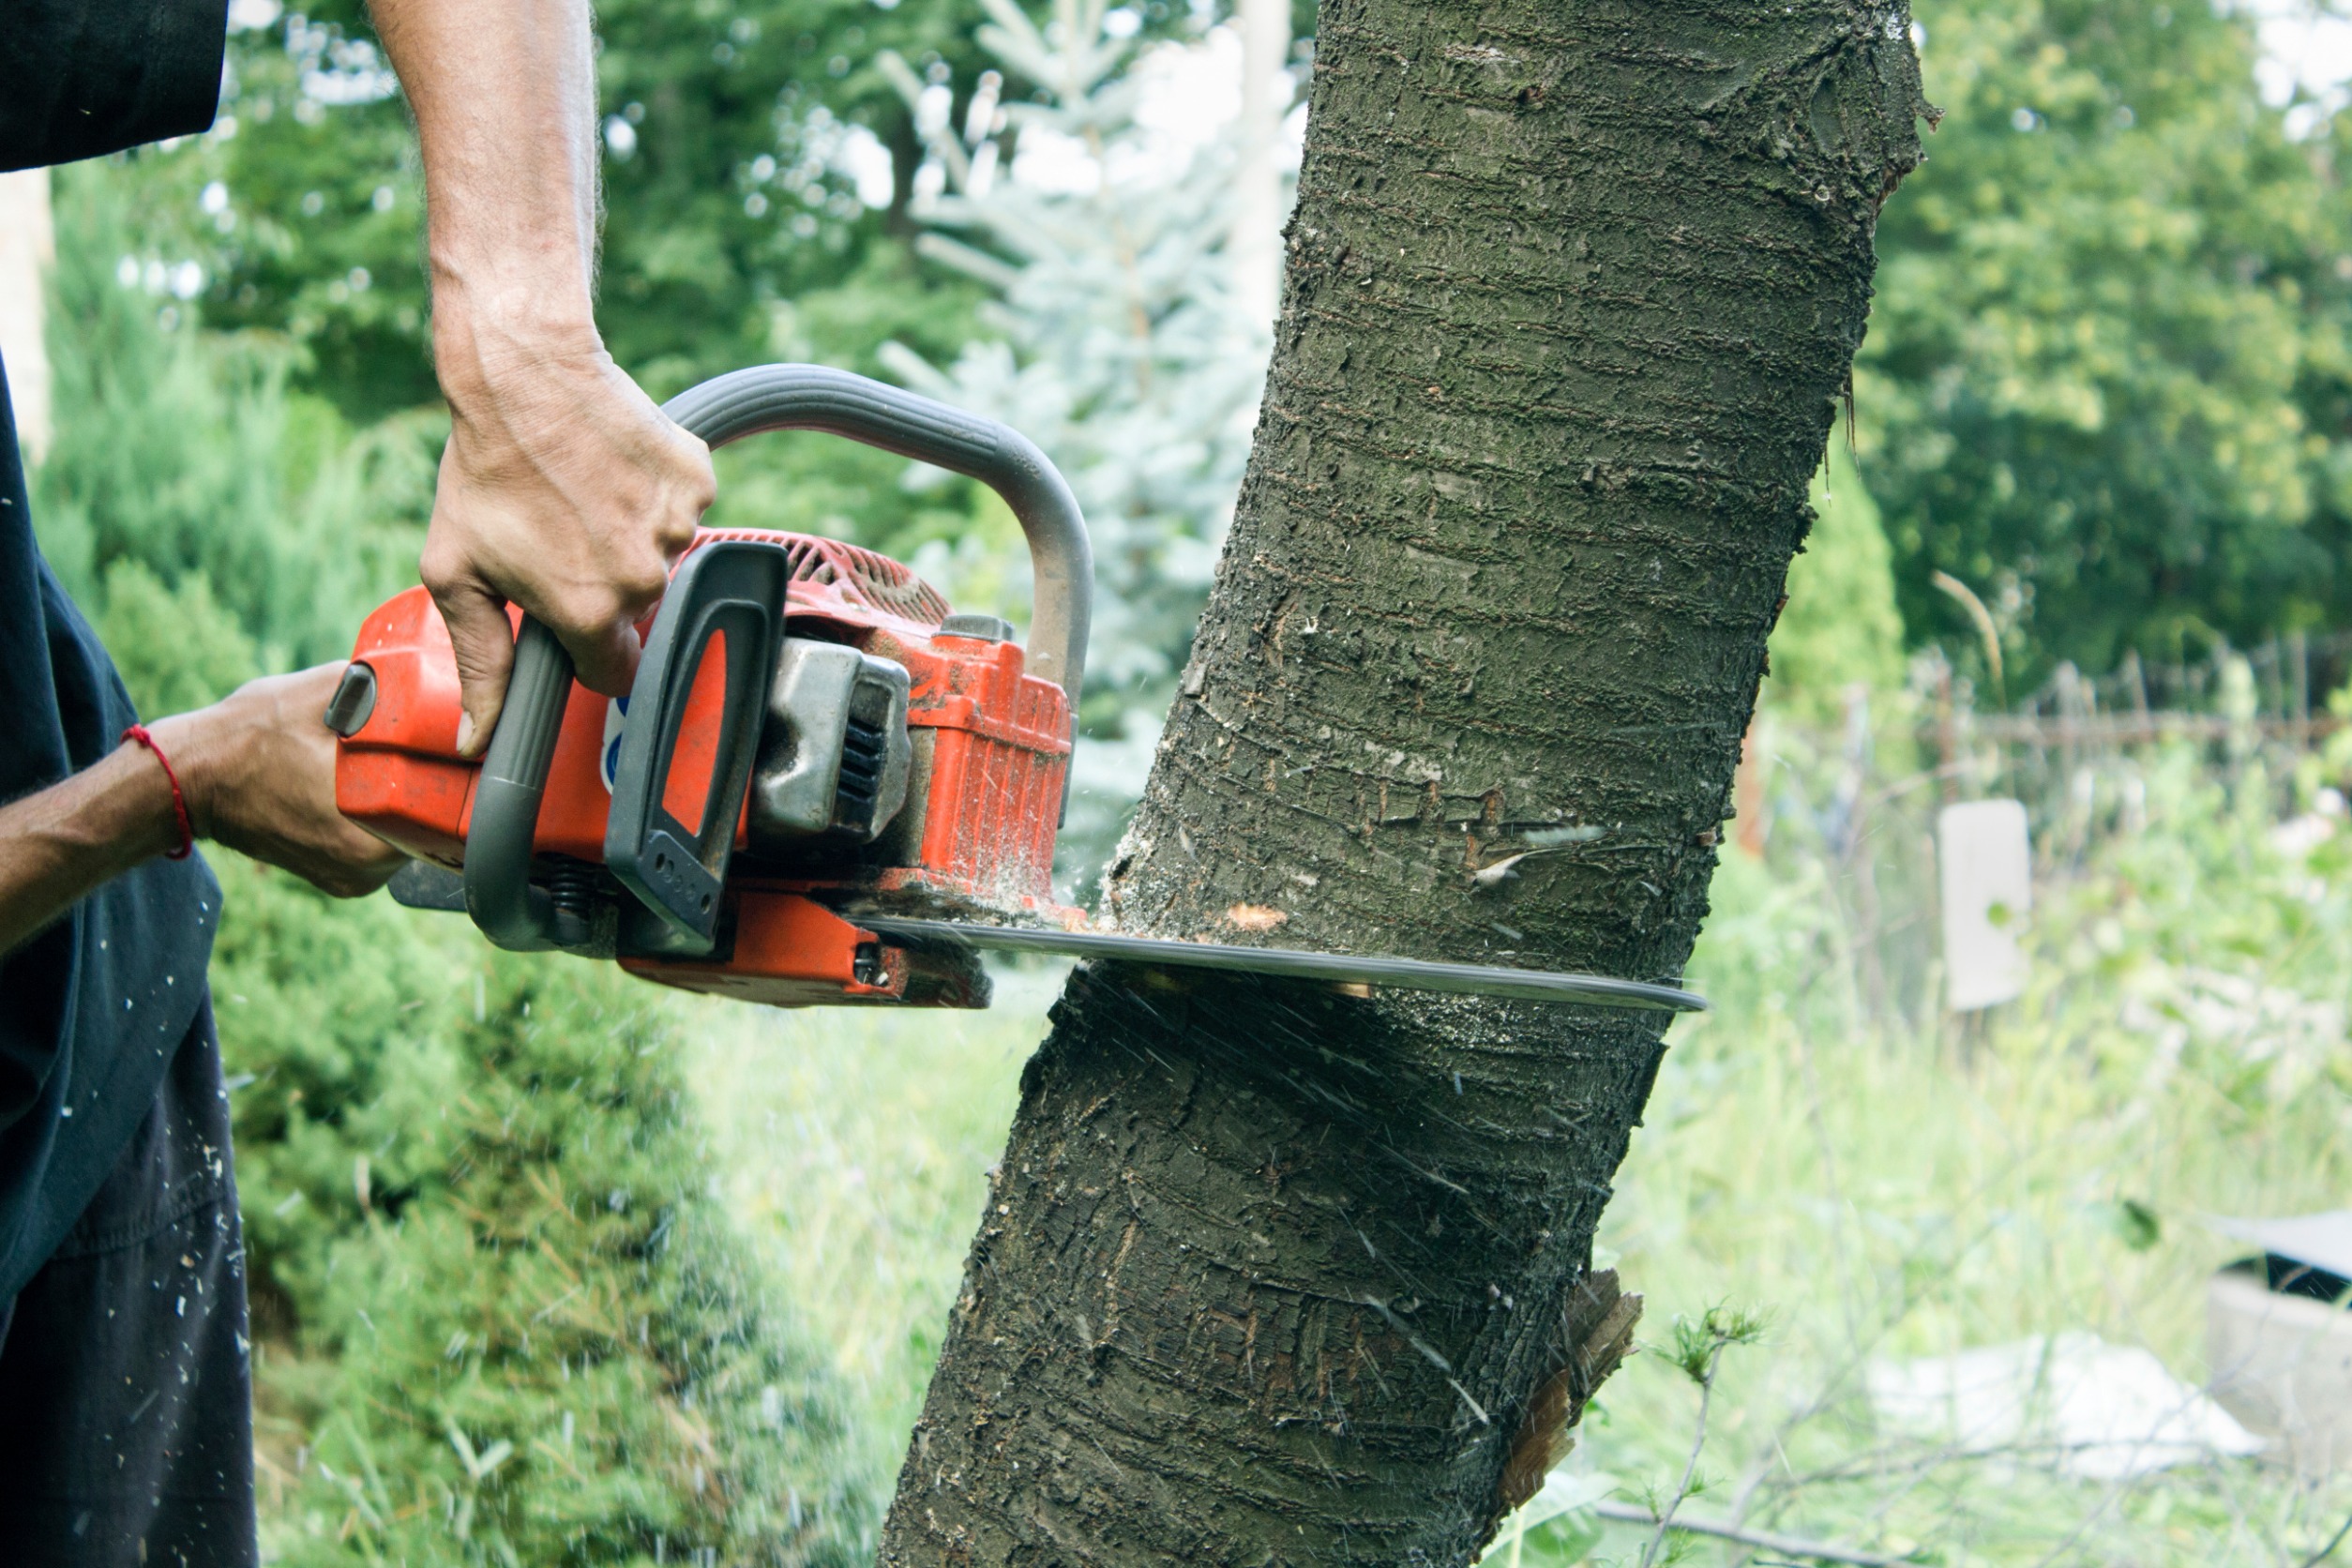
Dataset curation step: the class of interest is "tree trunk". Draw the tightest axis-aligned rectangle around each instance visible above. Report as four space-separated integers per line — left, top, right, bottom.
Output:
879 4 1924 1562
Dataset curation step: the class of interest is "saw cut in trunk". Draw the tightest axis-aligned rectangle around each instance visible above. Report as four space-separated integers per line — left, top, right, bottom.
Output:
879 3 1926 1561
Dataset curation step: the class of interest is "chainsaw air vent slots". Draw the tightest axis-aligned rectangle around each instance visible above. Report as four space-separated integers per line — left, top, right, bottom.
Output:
337 364 1709 1016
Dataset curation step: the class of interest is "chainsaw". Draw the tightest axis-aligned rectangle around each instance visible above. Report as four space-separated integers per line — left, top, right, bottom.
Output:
328 364 1704 1016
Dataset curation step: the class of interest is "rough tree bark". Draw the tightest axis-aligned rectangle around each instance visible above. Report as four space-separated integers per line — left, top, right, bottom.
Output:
880 4 1925 1561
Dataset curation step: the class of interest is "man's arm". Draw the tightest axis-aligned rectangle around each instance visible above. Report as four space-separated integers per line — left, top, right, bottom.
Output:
0 666 406 957
369 0 716 756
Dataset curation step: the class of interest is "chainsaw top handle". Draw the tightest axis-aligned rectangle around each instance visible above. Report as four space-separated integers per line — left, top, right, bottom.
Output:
462 363 1094 953
662 364 1091 705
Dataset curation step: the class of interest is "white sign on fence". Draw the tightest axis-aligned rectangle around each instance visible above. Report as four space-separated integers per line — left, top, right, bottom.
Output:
1938 798 2032 1011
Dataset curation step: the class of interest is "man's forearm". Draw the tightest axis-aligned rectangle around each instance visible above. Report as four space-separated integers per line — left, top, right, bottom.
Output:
1 669 408 958
371 0 714 739
368 0 603 391
0 742 185 956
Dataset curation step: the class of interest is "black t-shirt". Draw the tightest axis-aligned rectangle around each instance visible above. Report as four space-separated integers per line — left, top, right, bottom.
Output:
0 1 232 1301
1 0 233 173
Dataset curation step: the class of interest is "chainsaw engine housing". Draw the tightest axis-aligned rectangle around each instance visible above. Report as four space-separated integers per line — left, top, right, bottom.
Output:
336 529 1076 1007
335 364 1093 1010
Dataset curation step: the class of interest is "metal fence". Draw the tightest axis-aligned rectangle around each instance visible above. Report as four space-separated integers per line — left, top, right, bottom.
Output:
1735 638 2351 1031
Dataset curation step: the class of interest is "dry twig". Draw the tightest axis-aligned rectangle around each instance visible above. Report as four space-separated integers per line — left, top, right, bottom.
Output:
1596 1500 1919 1566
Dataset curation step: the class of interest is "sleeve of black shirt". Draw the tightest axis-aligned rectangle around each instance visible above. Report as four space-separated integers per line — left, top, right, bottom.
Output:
0 0 234 173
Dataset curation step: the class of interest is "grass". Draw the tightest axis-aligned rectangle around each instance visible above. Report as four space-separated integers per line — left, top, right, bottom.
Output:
676 741 2352 1566
683 966 1064 1519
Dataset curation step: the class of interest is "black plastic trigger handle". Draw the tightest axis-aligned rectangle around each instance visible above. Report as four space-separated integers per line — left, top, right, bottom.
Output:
603 540 790 950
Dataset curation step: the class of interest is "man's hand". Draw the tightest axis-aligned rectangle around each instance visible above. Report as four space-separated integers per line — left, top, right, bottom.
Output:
152 666 409 899
419 330 714 754
0 666 405 957
371 0 715 755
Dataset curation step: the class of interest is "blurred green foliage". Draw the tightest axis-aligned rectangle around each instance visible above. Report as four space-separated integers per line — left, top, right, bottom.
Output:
1767 440 1909 727
144 0 1021 565
37 161 439 669
1866 0 2352 685
93 560 264 718
202 0 1000 411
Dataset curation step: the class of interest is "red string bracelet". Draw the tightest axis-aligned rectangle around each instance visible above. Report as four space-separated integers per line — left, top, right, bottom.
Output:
121 724 196 861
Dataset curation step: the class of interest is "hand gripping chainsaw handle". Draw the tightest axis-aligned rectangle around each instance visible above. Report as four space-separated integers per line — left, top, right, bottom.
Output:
464 364 1095 954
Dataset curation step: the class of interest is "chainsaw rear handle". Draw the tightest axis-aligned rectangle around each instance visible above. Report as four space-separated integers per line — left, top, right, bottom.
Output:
464 364 1093 952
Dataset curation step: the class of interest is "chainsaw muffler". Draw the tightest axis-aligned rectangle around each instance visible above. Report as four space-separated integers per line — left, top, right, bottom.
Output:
753 639 912 845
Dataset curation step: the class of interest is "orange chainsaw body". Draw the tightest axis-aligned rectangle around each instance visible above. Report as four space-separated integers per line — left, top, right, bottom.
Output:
335 528 1077 1007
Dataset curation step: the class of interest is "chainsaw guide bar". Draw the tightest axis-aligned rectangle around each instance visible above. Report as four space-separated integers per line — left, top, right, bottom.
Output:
854 917 1708 1012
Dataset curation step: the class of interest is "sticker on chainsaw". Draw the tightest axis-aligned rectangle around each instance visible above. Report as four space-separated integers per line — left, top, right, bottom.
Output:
600 697 628 794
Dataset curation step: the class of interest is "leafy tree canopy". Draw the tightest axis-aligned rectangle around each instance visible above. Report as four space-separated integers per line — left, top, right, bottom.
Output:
1863 0 2352 685
200 0 1008 414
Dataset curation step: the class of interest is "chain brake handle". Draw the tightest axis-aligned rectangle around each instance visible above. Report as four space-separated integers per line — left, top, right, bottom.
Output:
461 364 1094 954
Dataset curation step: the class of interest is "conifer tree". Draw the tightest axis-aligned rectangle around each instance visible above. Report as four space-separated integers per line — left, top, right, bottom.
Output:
876 0 1298 867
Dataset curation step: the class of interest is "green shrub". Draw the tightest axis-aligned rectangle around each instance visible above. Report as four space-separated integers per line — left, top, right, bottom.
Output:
91 559 263 716
37 158 437 671
213 869 867 1565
